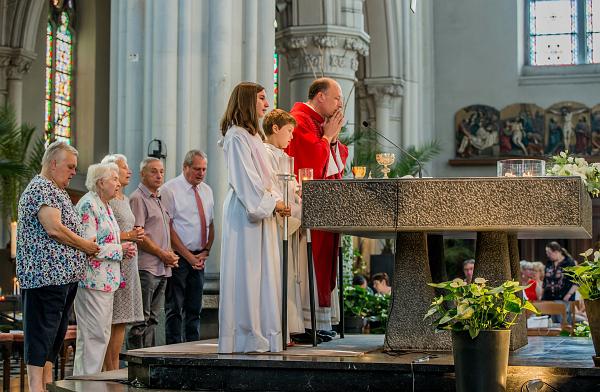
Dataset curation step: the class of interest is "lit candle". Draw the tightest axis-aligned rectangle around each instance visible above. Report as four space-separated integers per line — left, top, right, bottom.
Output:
523 171 533 177
10 221 16 259
504 171 515 177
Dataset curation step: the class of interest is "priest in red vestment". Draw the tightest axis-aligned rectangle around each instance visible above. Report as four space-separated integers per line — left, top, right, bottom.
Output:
287 78 348 310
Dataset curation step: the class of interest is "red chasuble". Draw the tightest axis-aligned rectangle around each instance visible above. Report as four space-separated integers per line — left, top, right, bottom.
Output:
287 102 349 307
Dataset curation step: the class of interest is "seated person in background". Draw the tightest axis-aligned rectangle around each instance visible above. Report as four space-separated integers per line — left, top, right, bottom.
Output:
519 260 534 286
462 259 475 284
574 291 588 323
525 261 545 301
352 274 373 294
372 273 392 295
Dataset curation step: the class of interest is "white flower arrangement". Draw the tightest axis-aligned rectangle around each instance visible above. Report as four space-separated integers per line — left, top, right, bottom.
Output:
547 151 600 197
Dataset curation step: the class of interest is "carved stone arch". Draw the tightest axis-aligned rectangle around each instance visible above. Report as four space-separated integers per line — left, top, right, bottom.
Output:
0 0 45 52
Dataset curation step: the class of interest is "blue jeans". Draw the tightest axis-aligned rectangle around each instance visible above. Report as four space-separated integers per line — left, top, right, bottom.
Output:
165 256 205 344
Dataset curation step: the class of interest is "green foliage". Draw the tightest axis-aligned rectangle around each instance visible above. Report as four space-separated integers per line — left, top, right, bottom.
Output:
0 105 45 223
341 234 354 285
573 322 591 337
389 140 442 178
424 278 538 339
344 285 391 333
564 248 600 300
444 239 475 280
338 127 441 178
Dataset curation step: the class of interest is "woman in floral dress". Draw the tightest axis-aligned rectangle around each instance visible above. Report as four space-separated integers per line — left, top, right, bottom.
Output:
73 163 137 376
101 154 145 370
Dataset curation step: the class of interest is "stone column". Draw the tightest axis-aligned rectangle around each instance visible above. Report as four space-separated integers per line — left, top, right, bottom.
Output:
365 82 403 146
474 231 527 350
0 50 35 124
242 0 258 82
257 0 276 100
385 232 451 351
276 29 369 138
205 0 233 285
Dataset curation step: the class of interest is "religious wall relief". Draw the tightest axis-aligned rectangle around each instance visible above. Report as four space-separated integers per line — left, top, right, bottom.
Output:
455 101 598 159
455 105 499 158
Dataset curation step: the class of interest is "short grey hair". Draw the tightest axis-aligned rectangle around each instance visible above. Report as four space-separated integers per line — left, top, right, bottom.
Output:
183 150 208 167
463 259 475 267
101 153 128 165
140 157 161 172
85 163 119 193
42 141 79 167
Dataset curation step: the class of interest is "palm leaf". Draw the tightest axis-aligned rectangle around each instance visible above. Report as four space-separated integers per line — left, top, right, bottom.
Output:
390 140 442 178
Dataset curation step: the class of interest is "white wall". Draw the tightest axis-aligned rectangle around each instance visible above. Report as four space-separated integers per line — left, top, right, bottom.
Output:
432 0 600 178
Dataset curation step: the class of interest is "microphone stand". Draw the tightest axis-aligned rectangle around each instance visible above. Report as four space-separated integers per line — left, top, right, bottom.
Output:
361 121 423 178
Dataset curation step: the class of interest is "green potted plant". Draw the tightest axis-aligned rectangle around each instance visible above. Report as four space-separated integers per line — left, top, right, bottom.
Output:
564 248 600 366
425 278 537 392
343 285 372 333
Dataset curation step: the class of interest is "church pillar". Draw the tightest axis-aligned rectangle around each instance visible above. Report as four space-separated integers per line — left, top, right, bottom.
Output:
145 1 179 179
257 0 276 100
0 50 35 124
242 0 258 82
205 0 233 284
365 82 403 147
276 30 369 138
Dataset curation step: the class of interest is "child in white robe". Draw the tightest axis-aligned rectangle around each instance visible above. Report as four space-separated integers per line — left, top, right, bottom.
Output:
262 109 305 339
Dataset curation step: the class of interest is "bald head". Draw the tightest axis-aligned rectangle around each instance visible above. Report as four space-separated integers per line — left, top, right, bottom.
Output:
307 78 343 118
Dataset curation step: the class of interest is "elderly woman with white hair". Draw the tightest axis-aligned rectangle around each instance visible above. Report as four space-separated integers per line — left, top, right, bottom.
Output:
73 163 137 376
100 154 145 370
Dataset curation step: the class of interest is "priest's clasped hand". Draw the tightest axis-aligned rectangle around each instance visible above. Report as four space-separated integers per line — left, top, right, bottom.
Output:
322 109 345 143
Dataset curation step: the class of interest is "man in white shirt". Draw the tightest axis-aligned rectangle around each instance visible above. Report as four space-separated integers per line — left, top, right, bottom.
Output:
161 150 214 344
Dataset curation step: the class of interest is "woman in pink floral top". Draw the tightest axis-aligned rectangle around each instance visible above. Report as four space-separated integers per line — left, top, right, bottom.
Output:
73 163 136 376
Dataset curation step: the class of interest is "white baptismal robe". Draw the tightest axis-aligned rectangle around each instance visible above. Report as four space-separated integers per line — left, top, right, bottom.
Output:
263 143 304 335
218 126 282 353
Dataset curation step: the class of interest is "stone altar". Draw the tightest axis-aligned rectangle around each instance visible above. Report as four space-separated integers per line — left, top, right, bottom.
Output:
301 177 592 351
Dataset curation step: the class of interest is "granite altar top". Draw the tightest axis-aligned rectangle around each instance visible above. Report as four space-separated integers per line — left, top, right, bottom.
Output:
301 176 592 239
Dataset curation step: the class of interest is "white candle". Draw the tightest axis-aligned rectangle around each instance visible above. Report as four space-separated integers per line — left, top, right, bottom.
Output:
504 171 515 177
10 221 16 259
12 277 16 295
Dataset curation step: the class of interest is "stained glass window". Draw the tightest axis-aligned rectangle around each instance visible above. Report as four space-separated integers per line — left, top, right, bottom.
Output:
45 0 75 145
528 0 600 65
529 0 578 65
587 0 600 62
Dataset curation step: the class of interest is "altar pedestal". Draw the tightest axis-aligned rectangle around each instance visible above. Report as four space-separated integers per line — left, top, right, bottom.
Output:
302 177 592 351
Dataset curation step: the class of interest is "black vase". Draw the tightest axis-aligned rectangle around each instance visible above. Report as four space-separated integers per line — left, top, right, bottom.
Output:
452 329 510 392
585 299 600 366
344 316 365 333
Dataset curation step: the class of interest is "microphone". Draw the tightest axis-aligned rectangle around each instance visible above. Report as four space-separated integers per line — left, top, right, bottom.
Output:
361 121 423 178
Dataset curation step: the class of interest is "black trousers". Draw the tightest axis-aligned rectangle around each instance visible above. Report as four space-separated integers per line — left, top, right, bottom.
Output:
165 253 205 344
22 282 78 367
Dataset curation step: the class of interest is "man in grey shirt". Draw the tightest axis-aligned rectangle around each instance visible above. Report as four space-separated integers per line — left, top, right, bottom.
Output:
127 157 179 349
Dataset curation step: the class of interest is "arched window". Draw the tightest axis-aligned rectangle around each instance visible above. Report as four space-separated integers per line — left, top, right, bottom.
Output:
527 0 600 65
45 0 75 145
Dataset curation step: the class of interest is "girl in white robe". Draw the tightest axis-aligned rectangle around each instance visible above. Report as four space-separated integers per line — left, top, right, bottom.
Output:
218 82 290 353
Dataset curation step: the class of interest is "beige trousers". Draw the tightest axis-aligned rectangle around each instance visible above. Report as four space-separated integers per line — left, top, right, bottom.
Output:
73 287 114 376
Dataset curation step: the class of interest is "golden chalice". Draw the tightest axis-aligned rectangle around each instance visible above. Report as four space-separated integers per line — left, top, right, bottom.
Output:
375 153 395 179
351 166 366 179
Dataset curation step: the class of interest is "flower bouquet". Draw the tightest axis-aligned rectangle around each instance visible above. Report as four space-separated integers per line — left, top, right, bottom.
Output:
547 151 600 197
